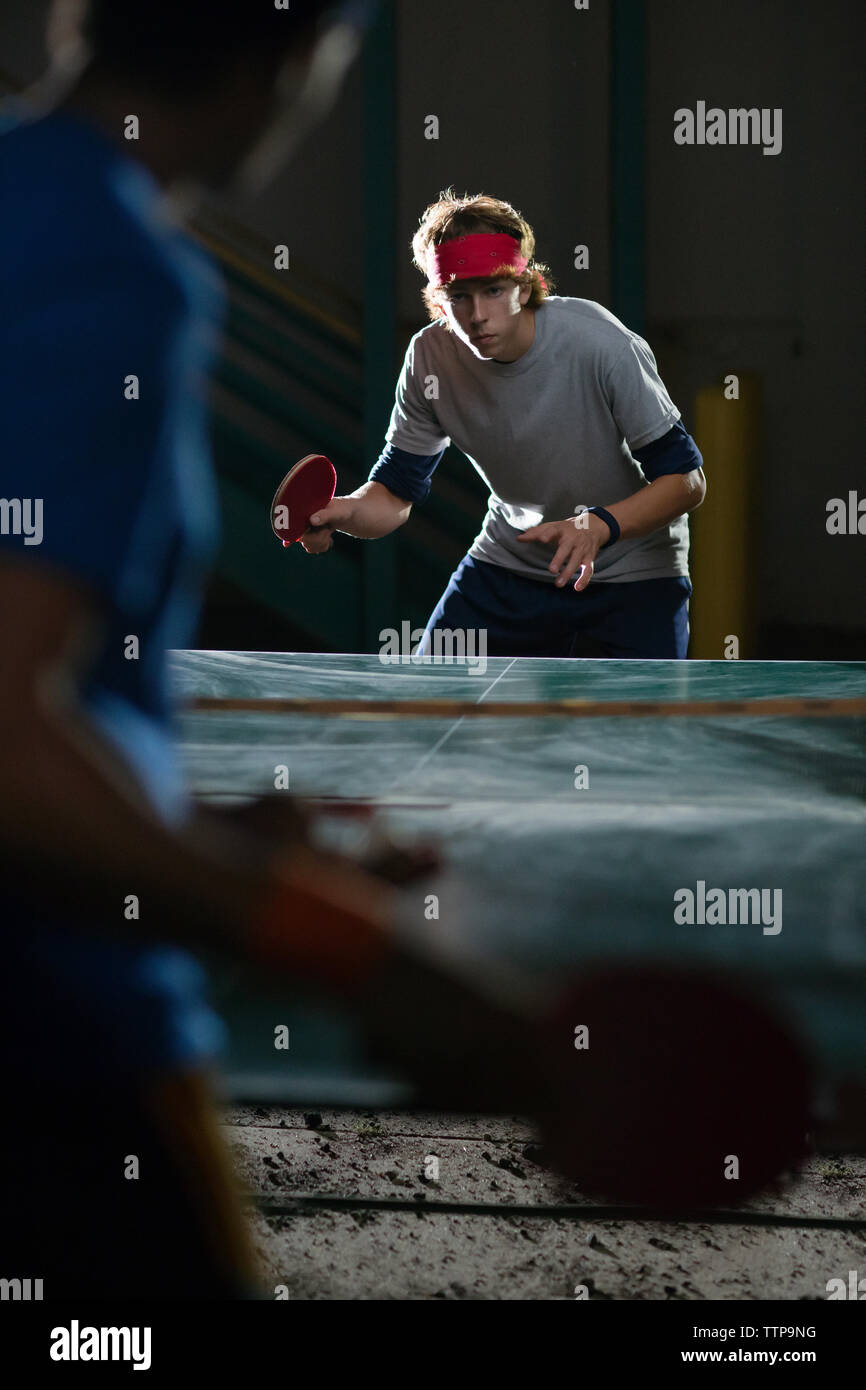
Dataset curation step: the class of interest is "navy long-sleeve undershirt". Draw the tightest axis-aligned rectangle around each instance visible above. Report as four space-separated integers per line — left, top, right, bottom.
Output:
368 421 703 505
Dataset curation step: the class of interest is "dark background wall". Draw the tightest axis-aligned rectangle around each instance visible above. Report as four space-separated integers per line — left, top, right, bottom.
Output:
2 0 863 654
646 0 865 646
394 1 612 324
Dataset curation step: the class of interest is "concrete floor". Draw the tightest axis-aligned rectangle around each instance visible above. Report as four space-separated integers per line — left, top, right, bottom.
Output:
223 1106 866 1300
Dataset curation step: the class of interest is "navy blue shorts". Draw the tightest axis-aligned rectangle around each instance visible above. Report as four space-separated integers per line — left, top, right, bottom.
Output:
420 556 692 659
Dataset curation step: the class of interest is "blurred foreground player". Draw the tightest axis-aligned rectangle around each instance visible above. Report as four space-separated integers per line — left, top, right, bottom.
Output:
0 0 412 1301
302 192 707 658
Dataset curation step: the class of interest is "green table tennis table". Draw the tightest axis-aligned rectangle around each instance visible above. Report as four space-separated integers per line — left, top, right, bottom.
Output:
173 653 866 1129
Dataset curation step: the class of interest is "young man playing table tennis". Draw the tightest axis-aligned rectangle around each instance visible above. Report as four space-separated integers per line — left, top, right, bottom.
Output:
303 191 706 659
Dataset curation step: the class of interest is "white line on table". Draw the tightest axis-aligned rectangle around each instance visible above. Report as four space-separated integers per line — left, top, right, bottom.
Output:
385 658 519 794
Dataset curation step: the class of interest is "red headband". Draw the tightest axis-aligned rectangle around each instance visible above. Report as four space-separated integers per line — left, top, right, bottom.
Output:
427 233 535 287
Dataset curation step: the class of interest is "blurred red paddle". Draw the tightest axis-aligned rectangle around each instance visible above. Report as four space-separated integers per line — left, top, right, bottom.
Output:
271 454 337 546
537 963 811 1206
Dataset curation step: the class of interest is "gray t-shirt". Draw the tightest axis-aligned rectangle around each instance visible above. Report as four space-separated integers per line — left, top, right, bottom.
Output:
385 296 690 583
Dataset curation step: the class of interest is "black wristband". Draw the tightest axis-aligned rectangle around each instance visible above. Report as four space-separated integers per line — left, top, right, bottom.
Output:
585 506 620 547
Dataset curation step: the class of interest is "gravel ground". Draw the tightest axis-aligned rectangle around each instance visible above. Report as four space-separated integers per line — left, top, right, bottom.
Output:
222 1106 866 1301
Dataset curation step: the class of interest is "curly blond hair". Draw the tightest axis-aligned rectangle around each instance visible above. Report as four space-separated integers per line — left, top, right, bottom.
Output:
411 189 554 324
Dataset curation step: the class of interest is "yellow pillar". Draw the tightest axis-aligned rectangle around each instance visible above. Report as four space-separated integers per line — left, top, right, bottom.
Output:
689 373 762 659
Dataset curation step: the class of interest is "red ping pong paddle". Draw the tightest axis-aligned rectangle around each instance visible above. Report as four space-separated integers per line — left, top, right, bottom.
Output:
271 454 337 547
